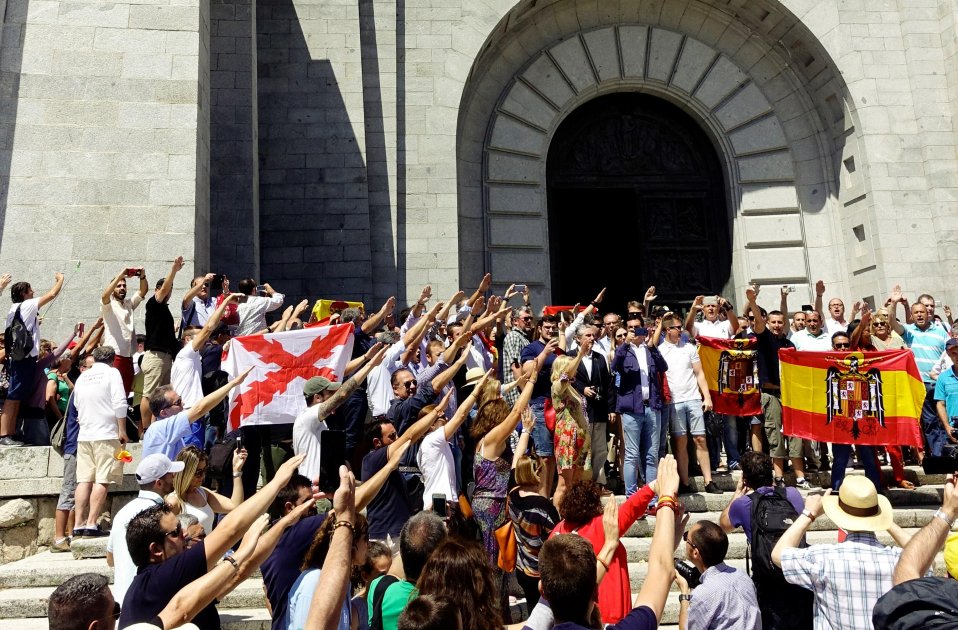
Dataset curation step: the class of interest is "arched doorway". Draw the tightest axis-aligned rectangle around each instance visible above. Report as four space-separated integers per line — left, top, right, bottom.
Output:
547 93 729 311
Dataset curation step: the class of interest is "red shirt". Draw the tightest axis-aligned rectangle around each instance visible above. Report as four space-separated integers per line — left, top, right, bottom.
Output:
550 485 655 624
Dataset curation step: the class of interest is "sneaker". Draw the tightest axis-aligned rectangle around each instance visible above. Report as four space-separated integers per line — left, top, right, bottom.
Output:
0 436 24 447
678 482 693 495
72 528 87 538
728 462 741 472
705 481 722 494
795 478 814 490
774 476 786 488
51 538 71 553
83 527 108 538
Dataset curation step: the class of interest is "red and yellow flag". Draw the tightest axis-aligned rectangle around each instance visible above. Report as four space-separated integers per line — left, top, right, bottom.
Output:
779 348 924 446
696 336 762 416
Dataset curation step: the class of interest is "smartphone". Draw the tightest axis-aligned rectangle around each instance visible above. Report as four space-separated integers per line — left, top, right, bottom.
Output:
77 322 85 336
783 285 795 293
255 284 267 295
432 493 448 516
801 304 814 312
210 274 224 294
125 267 140 277
514 284 527 293
319 430 347 494
235 433 243 453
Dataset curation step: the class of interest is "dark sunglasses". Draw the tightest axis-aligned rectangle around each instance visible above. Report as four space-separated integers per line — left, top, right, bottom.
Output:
384 431 398 440
683 529 697 549
518 316 534 322
165 523 183 539
615 333 627 339
667 325 682 331
400 379 417 389
166 397 183 410
834 342 850 349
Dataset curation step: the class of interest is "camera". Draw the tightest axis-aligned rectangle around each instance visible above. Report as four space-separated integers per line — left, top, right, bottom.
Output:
674 559 701 589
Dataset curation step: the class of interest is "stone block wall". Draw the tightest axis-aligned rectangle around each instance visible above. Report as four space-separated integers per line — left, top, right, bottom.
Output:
0 0 211 340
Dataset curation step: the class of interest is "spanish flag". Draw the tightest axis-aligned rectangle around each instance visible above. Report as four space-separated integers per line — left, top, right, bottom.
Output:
779 348 924 446
696 337 762 416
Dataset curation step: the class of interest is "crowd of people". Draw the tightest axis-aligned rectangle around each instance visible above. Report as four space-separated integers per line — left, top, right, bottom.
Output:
5 264 958 629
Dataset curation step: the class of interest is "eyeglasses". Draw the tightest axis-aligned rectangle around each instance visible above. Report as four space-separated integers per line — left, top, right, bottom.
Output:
193 467 207 478
518 316 533 322
384 431 398 440
164 523 183 539
615 333 626 339
833 342 851 349
873 322 888 327
167 397 183 410
400 380 417 389
682 529 697 550
667 325 681 331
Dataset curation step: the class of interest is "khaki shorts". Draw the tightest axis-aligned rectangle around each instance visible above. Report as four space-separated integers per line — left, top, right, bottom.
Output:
141 350 173 398
762 392 803 459
76 439 124 484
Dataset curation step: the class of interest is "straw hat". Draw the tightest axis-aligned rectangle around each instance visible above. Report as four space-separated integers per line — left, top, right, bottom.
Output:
822 475 893 532
464 367 486 387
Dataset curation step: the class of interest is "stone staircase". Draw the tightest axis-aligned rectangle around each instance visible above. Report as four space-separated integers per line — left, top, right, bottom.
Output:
0 466 949 628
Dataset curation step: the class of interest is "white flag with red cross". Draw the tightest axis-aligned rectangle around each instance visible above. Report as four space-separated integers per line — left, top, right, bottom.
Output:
224 324 355 429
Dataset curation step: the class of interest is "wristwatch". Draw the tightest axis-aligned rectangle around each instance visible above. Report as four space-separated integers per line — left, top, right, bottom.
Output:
679 594 692 602
801 509 816 522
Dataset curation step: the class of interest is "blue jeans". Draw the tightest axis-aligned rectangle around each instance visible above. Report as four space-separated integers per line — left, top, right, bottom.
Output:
830 444 882 491
621 407 660 496
529 400 554 457
706 413 741 470
921 384 948 456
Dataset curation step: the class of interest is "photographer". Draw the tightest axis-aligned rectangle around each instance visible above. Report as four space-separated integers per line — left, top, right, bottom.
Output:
676 520 760 630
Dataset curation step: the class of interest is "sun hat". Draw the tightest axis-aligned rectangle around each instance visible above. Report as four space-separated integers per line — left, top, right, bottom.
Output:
822 475 893 532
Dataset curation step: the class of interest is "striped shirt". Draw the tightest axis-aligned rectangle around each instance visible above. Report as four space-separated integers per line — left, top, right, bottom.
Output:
687 562 761 630
902 323 949 384
781 532 902 630
502 328 531 407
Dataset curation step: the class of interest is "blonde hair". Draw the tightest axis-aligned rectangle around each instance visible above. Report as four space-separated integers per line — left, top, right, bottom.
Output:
172 446 208 500
475 376 501 407
514 455 540 487
550 356 581 413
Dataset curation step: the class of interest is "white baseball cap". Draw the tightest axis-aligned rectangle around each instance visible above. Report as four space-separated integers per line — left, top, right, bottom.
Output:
135 453 185 485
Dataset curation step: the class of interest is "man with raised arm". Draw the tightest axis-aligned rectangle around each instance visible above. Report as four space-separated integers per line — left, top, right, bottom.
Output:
101 266 148 392
140 256 187 428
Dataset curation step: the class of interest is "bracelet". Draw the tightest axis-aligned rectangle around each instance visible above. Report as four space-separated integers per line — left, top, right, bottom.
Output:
656 501 679 514
232 471 242 478
597 557 610 572
679 594 692 602
801 509 817 522
333 520 355 534
935 509 955 528
657 494 675 505
220 555 239 572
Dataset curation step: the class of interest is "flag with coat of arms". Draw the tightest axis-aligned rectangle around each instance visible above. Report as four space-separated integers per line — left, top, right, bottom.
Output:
223 324 355 430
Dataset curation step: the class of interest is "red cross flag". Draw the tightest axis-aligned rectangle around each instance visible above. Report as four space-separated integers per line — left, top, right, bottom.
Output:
224 324 355 430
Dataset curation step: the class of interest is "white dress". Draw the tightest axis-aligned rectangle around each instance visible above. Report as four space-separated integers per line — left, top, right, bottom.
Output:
184 487 216 534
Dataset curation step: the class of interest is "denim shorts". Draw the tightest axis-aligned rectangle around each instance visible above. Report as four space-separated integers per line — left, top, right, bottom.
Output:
669 400 706 437
529 400 554 457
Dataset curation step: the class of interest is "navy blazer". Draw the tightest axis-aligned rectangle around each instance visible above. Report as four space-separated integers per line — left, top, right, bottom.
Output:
574 351 615 423
612 342 669 413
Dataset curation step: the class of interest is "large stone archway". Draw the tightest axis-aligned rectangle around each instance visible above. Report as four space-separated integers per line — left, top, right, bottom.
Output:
457 0 863 309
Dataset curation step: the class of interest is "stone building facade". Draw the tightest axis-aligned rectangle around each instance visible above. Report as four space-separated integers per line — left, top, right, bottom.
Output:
1 0 957 335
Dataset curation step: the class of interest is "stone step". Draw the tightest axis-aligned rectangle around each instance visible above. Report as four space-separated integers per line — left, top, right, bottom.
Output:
686 464 945 491
0 575 267 619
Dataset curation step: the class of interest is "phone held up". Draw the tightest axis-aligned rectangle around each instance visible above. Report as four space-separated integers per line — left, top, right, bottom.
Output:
318 430 347 494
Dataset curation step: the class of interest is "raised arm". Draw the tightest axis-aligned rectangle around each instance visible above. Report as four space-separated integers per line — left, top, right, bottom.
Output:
445 370 490 441
814 280 825 320
467 273 492 308
643 285 657 316
746 288 766 335
772 490 825 567
724 297 741 335
182 273 215 310
386 392 452 459
355 441 410 510
157 256 184 304
362 296 396 335
780 285 790 320
633 455 680 622
189 368 253 423
684 296 703 337
203 455 305 571
887 285 906 335
315 345 388 424
894 473 958 584
306 466 356 629
136 267 148 299
39 272 65 309
486 364 539 448
101 270 126 305
191 293 240 351
511 407 535 468
850 307 872 351
428 349 470 399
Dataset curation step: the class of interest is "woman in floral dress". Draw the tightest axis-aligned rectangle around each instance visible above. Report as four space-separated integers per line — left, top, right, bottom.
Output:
551 339 592 508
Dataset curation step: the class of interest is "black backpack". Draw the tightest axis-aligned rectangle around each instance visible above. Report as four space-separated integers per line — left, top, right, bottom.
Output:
4 306 33 361
873 576 958 629
747 487 814 630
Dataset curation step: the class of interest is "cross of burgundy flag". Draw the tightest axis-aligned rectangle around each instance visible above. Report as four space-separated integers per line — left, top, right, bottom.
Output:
223 324 355 430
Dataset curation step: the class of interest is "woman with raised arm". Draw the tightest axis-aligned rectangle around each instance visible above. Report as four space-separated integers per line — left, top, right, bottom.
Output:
551 339 593 508
167 445 247 534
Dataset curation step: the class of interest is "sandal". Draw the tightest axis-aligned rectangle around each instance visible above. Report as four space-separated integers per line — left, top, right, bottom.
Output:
895 480 916 490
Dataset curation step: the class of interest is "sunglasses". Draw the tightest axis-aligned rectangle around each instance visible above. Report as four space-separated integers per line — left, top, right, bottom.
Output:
834 342 851 349
518 316 533 322
384 431 398 440
682 529 698 550
400 380 417 389
165 523 183 539
615 333 627 339
193 467 207 478
667 325 681 331
873 322 888 327
167 397 183 410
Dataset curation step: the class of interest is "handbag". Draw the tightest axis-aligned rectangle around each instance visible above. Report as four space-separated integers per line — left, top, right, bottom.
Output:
543 398 557 433
494 488 519 572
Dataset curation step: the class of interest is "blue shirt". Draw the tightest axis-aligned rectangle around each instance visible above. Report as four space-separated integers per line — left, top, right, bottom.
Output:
687 563 761 630
64 393 80 456
262 515 326 630
934 368 958 421
287 568 350 630
141 411 192 460
521 340 560 402
902 323 949 384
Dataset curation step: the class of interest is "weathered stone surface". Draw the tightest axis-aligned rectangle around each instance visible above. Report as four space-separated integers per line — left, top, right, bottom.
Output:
0 499 35 529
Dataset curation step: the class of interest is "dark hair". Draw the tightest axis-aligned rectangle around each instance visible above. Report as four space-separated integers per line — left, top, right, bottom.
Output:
537 314 558 327
302 513 368 571
416 538 501 630
148 384 175 417
539 535 596 624
126 503 173 568
390 368 414 388
365 420 393 446
768 310 784 317
400 511 447 581
92 346 116 364
48 573 112 630
690 521 728 567
831 330 851 344
10 281 30 304
558 480 603 526
398 595 462 630
154 278 165 290
238 278 256 295
269 474 312 521
740 451 773 490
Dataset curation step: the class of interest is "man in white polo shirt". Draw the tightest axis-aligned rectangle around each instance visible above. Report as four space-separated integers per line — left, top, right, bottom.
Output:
790 311 832 351
72 346 129 538
685 294 740 339
106 453 183 605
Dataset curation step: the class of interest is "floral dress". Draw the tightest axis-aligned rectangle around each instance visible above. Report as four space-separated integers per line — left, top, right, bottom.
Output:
553 390 591 472
472 450 511 566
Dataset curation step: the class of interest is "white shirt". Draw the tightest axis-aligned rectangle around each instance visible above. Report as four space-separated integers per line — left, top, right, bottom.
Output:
417 427 457 503
658 340 702 403
792 329 833 351
234 293 284 337
5 297 40 358
171 344 204 408
101 294 144 357
824 318 848 335
74 362 126 441
366 340 406 417
107 490 165 605
292 405 327 481
631 343 651 400
693 318 733 339
595 336 613 368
